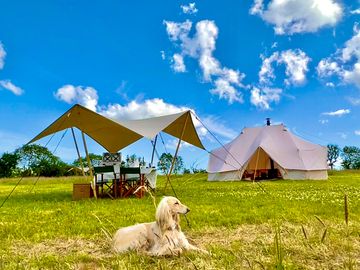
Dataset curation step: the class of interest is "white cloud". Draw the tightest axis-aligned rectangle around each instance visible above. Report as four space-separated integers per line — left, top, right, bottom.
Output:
259 49 310 86
164 20 192 42
351 9 360 15
201 115 237 140
319 119 329 124
250 0 264 15
250 0 343 35
322 109 350 117
0 80 24 95
347 97 360 105
317 59 341 77
0 42 6 69
317 24 360 89
181 3 198 14
326 82 335 87
100 98 190 120
210 78 243 104
164 19 245 104
250 86 282 110
99 98 235 140
160 50 166 60
355 130 360 136
55 85 98 111
172 53 186 72
166 138 192 150
338 132 347 139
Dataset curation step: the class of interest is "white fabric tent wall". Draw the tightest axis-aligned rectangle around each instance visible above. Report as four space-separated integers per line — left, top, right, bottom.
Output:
207 124 328 181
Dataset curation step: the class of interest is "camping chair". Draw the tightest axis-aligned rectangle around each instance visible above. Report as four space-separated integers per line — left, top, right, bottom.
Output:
93 166 118 198
119 167 145 198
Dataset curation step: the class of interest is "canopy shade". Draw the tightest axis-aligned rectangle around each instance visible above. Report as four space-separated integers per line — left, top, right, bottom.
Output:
118 111 205 149
28 104 143 152
29 104 205 152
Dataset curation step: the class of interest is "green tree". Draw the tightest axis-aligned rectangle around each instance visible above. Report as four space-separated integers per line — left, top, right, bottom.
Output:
327 144 340 170
0 152 19 177
157 153 184 174
341 146 360 169
15 144 67 176
72 153 102 167
125 154 145 167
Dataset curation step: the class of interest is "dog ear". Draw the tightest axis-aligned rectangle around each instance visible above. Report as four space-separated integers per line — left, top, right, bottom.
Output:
156 197 172 232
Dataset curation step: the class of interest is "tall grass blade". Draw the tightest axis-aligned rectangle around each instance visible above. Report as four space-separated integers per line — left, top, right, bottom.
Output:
321 228 327 243
344 193 349 226
301 225 308 240
274 226 284 270
314 215 326 227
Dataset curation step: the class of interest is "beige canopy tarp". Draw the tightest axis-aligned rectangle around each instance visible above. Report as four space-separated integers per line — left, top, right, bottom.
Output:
28 104 143 152
118 111 204 149
29 104 204 151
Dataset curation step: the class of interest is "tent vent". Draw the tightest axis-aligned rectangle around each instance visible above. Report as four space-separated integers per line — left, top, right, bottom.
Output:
266 118 271 126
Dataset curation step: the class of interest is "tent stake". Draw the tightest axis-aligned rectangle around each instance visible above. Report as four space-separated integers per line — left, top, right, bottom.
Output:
82 131 93 179
71 128 85 177
164 113 189 193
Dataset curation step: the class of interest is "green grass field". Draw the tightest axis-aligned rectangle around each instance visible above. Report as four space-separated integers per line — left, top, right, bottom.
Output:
0 171 360 269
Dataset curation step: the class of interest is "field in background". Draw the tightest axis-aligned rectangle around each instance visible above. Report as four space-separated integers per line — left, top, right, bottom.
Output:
0 171 359 269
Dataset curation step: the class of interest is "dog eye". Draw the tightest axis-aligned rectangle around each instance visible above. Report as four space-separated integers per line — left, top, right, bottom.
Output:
174 202 179 205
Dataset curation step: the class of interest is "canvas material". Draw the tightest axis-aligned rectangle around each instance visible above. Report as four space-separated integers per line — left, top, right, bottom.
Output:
208 125 328 177
28 104 204 152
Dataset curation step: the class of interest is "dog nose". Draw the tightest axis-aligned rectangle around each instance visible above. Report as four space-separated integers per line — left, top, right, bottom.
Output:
186 208 190 213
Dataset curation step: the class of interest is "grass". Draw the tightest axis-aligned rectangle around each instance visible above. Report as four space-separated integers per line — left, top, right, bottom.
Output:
0 170 359 269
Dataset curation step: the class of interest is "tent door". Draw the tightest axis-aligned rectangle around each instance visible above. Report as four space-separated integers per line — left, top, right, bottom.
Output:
242 147 283 180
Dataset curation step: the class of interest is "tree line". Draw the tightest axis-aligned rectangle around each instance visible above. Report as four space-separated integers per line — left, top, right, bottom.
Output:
0 144 206 178
1 143 356 178
327 144 360 170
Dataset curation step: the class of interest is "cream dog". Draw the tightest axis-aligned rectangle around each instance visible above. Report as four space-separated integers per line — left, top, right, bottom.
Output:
112 196 207 256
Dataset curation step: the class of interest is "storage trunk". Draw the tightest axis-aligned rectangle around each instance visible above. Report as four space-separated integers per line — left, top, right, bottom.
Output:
72 183 93 200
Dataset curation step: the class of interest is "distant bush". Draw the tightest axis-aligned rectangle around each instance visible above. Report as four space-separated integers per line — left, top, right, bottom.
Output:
0 152 19 178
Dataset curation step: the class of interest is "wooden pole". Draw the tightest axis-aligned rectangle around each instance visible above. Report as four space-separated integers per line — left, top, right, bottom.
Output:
71 128 85 177
253 147 260 182
81 131 93 178
164 113 189 192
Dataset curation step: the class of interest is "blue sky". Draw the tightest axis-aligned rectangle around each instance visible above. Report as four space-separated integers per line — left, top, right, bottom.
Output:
0 0 359 169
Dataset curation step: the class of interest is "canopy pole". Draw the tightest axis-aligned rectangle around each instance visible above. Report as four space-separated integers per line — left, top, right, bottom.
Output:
81 131 93 179
150 135 158 167
71 128 85 177
164 113 189 193
253 147 260 182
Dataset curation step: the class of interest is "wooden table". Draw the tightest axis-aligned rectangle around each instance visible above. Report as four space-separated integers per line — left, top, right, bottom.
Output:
94 166 146 199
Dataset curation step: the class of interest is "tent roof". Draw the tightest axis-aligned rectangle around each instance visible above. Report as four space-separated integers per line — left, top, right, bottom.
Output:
29 104 205 151
208 124 328 173
28 104 143 152
118 111 204 149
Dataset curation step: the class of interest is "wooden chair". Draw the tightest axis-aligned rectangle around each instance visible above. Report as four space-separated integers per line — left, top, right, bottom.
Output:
93 166 117 198
119 167 145 198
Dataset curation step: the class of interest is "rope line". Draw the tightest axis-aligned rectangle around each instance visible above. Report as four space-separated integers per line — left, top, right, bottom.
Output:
190 111 245 172
0 117 69 208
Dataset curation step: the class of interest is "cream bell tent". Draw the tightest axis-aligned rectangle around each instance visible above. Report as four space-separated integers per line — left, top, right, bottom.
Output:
207 124 328 181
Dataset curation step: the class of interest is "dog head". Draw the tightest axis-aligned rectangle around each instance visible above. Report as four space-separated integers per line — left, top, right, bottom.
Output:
155 196 190 232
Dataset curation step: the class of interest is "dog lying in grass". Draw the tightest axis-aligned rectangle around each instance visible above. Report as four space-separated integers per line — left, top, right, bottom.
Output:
112 196 207 256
